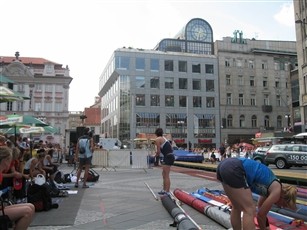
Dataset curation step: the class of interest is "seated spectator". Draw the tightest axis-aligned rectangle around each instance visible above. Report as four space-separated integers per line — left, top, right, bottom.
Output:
42 148 59 181
23 149 46 179
210 151 217 164
0 146 35 230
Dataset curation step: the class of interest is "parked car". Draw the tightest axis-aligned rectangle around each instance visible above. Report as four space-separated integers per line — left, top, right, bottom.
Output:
264 144 307 169
252 146 270 165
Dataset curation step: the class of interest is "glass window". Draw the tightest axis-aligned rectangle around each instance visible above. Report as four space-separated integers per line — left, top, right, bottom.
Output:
179 78 188 90
205 64 214 74
239 93 244 105
236 59 242 68
192 63 201 73
251 115 257 128
136 76 145 88
227 93 232 105
277 115 282 128
227 115 233 127
165 95 174 107
115 56 130 69
206 80 214 92
206 97 215 108
179 61 187 72
264 94 269 105
248 60 254 69
179 96 187 107
226 75 231 85
251 94 256 106
240 115 245 127
276 95 281 106
238 75 243 86
275 81 280 88
150 76 159 89
164 60 174 71
150 59 159 71
264 115 270 128
150 95 160 106
165 77 174 89
225 59 230 67
136 57 145 70
250 76 255 86
192 79 201 90
263 78 268 87
193 96 202 108
136 94 145 106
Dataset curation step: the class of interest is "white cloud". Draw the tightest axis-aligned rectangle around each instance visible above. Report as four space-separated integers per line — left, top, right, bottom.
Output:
274 2 294 27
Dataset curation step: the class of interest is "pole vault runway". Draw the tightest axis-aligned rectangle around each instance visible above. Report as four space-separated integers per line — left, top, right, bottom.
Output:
170 165 219 181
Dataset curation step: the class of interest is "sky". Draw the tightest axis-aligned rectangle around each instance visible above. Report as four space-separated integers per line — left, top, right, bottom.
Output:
0 0 296 111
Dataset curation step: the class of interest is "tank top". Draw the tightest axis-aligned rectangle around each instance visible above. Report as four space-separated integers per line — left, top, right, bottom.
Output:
239 158 278 197
160 137 173 156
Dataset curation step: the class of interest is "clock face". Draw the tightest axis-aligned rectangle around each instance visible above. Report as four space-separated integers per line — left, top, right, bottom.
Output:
191 24 208 41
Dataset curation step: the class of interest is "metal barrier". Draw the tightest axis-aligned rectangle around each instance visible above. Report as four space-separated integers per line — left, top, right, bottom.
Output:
92 149 149 171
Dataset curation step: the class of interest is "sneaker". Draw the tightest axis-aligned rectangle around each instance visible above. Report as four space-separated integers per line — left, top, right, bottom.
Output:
82 184 89 188
74 183 79 188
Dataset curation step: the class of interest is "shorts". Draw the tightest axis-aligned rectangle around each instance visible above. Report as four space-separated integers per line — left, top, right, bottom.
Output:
78 156 92 167
216 158 249 189
162 153 175 166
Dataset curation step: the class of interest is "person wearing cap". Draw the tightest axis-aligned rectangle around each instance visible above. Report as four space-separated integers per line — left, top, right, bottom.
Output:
0 146 35 229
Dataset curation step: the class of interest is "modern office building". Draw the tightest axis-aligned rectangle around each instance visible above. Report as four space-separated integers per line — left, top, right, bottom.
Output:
0 52 72 146
215 34 297 145
99 18 221 149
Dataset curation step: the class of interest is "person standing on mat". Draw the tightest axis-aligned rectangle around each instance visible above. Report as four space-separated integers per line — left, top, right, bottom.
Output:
75 127 94 188
154 128 175 195
216 157 297 230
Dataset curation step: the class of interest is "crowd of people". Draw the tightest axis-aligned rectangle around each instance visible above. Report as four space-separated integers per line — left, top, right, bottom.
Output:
0 134 64 229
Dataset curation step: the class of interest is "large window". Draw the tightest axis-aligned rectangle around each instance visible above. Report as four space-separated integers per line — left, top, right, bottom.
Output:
206 80 214 92
136 94 145 106
150 95 160 106
192 63 201 73
179 96 187 107
150 76 159 89
205 64 214 74
251 115 257 128
179 61 187 72
115 56 130 69
226 75 231 85
150 59 159 71
193 79 201 90
136 57 145 70
227 93 232 105
239 93 244 105
206 97 215 108
164 60 174 71
165 95 174 107
193 96 202 108
179 78 188 90
227 115 233 127
239 115 245 127
165 77 174 89
136 76 145 88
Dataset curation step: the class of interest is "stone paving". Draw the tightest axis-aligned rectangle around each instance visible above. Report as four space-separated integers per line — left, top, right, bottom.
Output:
28 164 226 230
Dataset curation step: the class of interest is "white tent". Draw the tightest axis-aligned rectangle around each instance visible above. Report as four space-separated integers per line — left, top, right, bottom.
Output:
294 132 307 138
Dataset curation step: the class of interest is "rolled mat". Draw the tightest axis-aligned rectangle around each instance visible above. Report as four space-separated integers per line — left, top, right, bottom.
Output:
160 194 199 230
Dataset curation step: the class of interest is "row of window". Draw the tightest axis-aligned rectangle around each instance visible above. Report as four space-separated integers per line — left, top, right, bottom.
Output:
135 94 215 108
115 56 215 73
224 58 291 71
225 75 285 89
226 93 286 106
225 114 286 128
136 76 215 91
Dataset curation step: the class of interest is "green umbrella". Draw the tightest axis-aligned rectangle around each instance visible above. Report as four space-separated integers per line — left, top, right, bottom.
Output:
0 114 50 142
0 86 30 103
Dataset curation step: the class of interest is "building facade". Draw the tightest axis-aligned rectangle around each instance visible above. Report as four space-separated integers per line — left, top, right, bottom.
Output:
0 52 72 147
99 18 221 149
293 0 307 133
215 34 297 145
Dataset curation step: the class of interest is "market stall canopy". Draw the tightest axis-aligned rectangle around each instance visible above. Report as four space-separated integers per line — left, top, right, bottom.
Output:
294 132 307 138
0 74 14 84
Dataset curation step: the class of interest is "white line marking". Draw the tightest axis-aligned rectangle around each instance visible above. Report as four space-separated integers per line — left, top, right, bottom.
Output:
195 174 215 179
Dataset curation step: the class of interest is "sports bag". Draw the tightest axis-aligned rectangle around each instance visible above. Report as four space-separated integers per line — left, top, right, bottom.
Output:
86 168 100 182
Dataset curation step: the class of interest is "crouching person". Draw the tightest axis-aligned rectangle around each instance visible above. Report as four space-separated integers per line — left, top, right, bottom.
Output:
0 146 35 230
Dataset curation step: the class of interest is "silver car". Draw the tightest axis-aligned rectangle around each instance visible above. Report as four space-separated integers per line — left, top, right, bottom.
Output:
264 144 307 169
